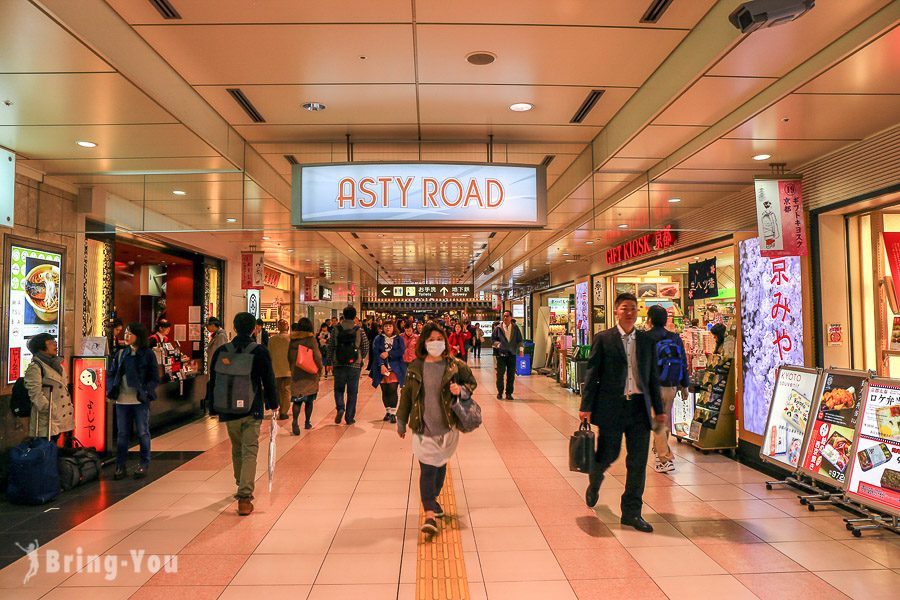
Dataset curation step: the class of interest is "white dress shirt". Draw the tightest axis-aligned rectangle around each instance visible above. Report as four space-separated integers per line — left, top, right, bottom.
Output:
617 324 641 396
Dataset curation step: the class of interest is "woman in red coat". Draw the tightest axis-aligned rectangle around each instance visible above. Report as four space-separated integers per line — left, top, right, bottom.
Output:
448 323 472 360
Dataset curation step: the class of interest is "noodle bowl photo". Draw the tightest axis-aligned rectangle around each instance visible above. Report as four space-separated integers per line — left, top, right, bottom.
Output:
23 264 60 322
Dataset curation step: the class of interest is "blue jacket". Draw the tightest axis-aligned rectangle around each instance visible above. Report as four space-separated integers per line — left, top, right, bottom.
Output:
107 347 160 403
370 334 406 387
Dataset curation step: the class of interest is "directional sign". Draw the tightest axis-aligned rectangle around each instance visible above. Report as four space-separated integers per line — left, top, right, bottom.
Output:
377 284 474 299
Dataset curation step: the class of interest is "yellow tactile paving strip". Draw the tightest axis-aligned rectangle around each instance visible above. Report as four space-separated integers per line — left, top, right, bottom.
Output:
416 468 471 600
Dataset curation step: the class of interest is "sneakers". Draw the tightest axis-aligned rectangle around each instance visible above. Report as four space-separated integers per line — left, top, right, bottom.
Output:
304 421 312 430
133 464 148 479
506 394 514 400
654 460 675 473
421 517 438 535
113 467 127 480
434 502 444 518
335 409 344 424
292 421 301 436
346 419 356 425
496 393 503 399
383 412 391 421
237 498 254 516
389 414 397 424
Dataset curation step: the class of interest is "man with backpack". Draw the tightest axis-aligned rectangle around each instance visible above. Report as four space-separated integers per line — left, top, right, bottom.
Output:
207 312 278 516
327 305 370 425
645 305 690 473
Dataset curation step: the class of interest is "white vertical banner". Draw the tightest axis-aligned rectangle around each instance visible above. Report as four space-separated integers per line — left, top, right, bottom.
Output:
246 289 260 318
0 148 14 229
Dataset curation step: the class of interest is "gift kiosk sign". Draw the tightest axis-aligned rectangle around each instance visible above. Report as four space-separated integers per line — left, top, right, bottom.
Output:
760 366 820 470
5 241 64 384
845 381 900 516
799 369 868 485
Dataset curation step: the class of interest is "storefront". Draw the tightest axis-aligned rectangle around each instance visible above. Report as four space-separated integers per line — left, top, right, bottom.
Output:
258 264 294 333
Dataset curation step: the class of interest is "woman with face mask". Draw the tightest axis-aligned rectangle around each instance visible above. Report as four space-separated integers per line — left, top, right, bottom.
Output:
396 323 478 535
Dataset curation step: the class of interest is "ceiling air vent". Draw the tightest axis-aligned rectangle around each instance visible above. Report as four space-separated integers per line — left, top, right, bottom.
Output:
351 232 360 239
226 88 265 123
640 0 674 23
488 232 497 239
361 244 369 250
570 89 605 124
284 154 298 165
148 0 181 20
541 155 556 167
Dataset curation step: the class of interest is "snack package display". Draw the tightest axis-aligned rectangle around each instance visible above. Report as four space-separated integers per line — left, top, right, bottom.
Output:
858 443 891 472
761 366 820 470
875 405 900 441
845 381 900 516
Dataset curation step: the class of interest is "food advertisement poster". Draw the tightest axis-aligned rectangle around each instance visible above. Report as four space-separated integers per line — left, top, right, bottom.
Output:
614 282 637 297
672 390 695 438
6 243 63 384
72 357 107 452
575 282 589 343
800 370 867 485
845 382 900 515
739 237 804 438
761 366 819 470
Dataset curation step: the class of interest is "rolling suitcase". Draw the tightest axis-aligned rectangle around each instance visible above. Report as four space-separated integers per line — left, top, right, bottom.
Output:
6 391 60 505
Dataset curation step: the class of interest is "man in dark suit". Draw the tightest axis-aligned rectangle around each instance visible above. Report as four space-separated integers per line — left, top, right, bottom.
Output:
579 292 665 533
491 310 524 400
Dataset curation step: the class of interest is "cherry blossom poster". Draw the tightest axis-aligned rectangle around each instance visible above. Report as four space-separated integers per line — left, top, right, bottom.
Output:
739 237 804 438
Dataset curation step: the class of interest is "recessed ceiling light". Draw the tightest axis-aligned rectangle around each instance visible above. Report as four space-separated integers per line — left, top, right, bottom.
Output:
586 241 595 245
302 102 326 112
752 153 771 161
261 236 270 240
225 218 237 223
466 51 496 65
287 249 294 253
509 102 534 112
618 223 629 229
172 190 186 196
76 140 97 148
565 259 576 263
668 197 681 203
545 261 551 264
693 256 700 260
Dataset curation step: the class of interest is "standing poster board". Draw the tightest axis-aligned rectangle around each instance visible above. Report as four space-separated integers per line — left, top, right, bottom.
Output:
672 390 695 439
799 368 868 487
844 380 900 517
760 366 820 471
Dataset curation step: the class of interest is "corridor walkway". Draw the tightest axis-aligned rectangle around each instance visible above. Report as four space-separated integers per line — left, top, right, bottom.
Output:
2 359 899 600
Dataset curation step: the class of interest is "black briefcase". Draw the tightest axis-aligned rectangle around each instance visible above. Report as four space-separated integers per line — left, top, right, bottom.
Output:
569 420 596 474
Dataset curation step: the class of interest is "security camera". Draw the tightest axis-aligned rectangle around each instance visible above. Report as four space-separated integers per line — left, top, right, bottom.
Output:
729 0 815 34
483 265 496 276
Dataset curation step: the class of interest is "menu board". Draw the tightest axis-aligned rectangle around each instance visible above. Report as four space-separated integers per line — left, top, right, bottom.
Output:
845 381 900 516
6 242 64 384
799 369 868 486
760 366 820 470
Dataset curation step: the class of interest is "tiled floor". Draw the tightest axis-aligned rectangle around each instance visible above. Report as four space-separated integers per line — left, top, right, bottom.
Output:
2 358 899 599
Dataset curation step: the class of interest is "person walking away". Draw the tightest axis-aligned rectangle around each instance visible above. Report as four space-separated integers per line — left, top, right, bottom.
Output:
107 323 159 479
207 312 278 515
148 319 171 348
288 318 323 434
400 322 419 375
269 319 292 420
206 317 228 367
363 317 377 371
645 305 689 473
491 310 524 400
473 324 484 360
24 333 74 446
327 305 369 425
317 323 332 379
372 321 405 423
579 293 665 533
397 323 478 534
448 323 470 360
254 318 270 347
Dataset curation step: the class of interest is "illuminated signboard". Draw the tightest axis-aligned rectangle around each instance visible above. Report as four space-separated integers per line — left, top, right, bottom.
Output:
292 162 546 228
606 225 677 265
5 240 64 384
377 284 474 300
72 357 107 452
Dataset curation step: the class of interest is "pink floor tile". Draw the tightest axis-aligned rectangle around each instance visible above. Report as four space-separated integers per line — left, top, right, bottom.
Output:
552 547 649 580
145 554 249 586
569 577 667 599
130 586 226 600
697 542 806 574
672 520 764 545
735 572 850 599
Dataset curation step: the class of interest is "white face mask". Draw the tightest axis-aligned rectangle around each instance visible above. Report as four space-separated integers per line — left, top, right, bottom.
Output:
425 340 445 357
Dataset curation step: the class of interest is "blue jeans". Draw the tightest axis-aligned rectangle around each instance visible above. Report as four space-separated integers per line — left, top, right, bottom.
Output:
333 366 361 422
116 403 151 467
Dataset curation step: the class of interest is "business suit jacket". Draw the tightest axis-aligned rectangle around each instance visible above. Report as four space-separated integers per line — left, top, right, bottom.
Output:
580 326 663 429
491 322 524 356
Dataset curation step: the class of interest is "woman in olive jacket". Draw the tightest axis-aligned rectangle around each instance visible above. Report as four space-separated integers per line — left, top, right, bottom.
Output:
24 333 74 443
397 323 477 534
287 318 324 434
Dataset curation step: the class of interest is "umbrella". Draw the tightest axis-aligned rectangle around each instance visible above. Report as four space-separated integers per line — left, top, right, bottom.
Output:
267 411 277 492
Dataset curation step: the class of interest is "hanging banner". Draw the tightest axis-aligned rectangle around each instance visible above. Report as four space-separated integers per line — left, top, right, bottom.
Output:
304 277 319 302
241 251 264 289
760 366 820 471
1 147 14 229
688 257 718 300
845 381 900 516
246 289 260 318
72 357 107 452
754 177 807 257
883 232 900 309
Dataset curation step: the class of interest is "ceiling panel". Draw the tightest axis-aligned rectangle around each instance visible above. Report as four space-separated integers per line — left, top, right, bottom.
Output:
236 124 421 144
415 25 687 87
616 125 707 159
797 27 900 94
418 85 635 126
134 24 416 85
657 168 758 184
675 138 853 171
414 0 716 28
653 76 777 126
420 124 601 143
708 0 890 77
726 93 900 141
106 0 413 23
195 84 418 126
24 156 238 175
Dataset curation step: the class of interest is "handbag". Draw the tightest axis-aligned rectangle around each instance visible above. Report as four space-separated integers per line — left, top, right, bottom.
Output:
569 420 596 474
295 343 318 374
451 395 482 433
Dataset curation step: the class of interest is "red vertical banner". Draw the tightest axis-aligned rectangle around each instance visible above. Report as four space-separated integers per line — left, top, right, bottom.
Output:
241 252 265 289
72 357 107 452
884 232 900 308
755 177 807 257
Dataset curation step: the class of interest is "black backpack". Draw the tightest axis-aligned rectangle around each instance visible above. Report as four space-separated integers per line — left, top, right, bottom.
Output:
10 361 43 418
212 342 259 415
334 326 360 366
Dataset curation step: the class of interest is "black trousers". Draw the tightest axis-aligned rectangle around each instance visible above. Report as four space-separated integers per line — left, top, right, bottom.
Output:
419 461 447 513
496 354 517 396
381 382 398 412
589 396 651 520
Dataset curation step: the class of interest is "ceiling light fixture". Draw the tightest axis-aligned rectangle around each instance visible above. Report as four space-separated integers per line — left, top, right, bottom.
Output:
76 140 97 148
668 197 681 203
752 153 771 161
302 102 326 112
466 51 496 65
586 241 595 245
261 236 270 240
225 218 237 223
618 223 629 229
172 190 186 196
509 102 534 112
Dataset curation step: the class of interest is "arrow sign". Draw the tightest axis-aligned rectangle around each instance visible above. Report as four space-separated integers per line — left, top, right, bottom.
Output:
439 287 449 294
376 283 474 299
381 287 390 295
